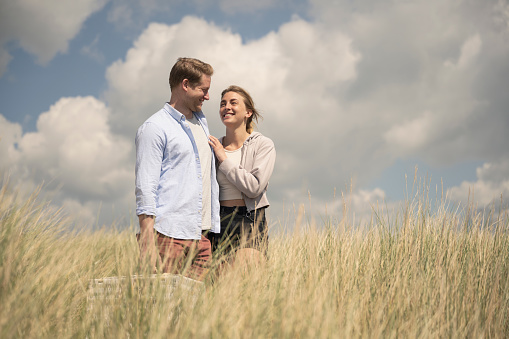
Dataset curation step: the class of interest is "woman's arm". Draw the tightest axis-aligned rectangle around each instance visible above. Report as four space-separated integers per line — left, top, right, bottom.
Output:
218 137 276 198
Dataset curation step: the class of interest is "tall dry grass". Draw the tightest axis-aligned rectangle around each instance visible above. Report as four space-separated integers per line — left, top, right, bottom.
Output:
0 179 508 338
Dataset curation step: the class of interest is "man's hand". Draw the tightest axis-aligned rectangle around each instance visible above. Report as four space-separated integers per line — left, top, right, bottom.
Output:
138 214 158 273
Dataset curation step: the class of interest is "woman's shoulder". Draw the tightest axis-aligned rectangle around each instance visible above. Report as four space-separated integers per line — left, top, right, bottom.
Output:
247 132 275 149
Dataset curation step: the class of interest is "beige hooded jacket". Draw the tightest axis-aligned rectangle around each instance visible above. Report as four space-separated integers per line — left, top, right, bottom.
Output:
218 132 276 211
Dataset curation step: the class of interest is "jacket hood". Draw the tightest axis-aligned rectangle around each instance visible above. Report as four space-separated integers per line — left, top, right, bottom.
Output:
219 131 263 146
244 131 262 145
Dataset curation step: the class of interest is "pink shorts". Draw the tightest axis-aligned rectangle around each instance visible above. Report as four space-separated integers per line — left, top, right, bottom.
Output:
155 232 212 281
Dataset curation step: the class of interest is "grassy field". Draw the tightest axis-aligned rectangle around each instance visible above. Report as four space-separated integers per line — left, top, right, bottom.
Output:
1 180 508 338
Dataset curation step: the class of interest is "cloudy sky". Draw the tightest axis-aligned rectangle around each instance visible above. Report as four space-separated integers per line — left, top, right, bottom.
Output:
1 0 508 230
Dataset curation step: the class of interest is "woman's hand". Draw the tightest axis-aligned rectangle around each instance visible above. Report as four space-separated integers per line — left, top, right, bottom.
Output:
208 135 227 163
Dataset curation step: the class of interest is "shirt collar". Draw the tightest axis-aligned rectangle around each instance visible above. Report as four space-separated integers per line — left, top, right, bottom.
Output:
163 103 206 124
163 103 186 122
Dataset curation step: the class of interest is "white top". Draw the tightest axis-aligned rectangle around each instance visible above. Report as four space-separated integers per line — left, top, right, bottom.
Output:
187 114 212 230
218 146 243 201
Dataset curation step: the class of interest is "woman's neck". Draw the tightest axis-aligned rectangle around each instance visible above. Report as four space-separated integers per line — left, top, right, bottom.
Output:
223 127 250 150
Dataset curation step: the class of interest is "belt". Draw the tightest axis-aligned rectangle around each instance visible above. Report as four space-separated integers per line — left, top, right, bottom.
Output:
220 205 249 215
220 205 267 217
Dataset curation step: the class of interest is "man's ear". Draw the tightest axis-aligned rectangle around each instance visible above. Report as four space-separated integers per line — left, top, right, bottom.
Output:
182 79 189 92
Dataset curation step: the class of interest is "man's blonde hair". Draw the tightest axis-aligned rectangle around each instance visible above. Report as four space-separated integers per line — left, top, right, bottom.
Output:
169 57 213 90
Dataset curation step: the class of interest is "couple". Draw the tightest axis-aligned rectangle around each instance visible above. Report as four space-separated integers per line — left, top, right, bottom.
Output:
135 57 276 281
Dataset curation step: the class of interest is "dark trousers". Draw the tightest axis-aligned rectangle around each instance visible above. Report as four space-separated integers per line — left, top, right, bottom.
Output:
208 206 268 257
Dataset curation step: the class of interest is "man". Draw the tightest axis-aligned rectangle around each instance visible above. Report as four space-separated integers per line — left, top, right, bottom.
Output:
135 57 220 280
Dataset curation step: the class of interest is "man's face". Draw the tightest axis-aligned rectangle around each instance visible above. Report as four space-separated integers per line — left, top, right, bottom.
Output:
185 74 211 113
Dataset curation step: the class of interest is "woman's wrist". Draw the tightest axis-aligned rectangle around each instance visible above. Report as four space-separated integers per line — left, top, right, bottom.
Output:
214 148 227 163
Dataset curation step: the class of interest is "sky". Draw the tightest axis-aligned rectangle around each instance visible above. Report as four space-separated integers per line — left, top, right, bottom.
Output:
0 0 508 231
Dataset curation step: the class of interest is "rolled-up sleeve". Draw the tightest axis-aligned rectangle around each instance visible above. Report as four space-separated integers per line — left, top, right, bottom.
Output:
135 122 164 216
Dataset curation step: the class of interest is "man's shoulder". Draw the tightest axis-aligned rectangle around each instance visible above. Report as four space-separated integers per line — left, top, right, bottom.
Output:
139 107 177 129
136 110 167 140
146 107 171 123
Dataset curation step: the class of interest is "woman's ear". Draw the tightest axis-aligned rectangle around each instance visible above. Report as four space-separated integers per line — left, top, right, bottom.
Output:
246 110 253 118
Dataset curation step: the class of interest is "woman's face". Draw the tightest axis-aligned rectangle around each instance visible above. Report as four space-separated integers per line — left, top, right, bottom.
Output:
219 91 252 127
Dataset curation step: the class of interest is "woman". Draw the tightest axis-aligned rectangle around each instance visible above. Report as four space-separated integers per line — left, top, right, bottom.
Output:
208 85 276 266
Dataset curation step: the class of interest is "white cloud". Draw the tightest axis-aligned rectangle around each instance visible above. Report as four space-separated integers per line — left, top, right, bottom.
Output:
102 8 509 218
0 0 107 75
0 97 134 226
61 198 99 228
107 2 134 27
19 96 132 200
104 16 361 199
445 34 482 69
107 0 173 31
457 34 482 68
312 186 388 223
383 111 434 154
493 0 509 32
3 0 509 228
270 186 390 232
448 159 509 206
309 0 509 168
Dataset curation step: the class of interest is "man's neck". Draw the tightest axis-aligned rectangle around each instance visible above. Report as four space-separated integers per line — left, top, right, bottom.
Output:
169 98 193 120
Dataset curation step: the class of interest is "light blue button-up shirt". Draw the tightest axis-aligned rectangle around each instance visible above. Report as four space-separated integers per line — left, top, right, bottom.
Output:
135 103 220 240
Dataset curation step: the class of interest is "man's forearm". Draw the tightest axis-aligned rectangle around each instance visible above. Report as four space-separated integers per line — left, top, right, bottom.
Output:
138 214 158 270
